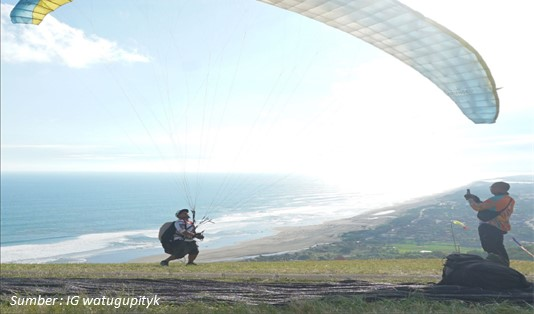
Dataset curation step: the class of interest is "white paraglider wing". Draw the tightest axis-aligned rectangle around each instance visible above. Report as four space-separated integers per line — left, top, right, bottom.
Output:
10 0 499 123
258 0 499 124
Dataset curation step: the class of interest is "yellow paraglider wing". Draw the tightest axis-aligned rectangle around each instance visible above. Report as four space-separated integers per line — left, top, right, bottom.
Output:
259 0 499 124
10 0 72 25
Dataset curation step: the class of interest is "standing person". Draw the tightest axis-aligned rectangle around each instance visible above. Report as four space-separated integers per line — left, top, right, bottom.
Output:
160 209 204 266
464 182 515 266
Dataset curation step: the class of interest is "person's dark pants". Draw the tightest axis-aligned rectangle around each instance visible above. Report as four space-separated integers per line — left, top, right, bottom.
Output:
478 223 509 265
171 240 199 258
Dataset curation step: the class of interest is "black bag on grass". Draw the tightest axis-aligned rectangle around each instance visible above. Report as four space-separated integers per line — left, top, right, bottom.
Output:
437 253 532 290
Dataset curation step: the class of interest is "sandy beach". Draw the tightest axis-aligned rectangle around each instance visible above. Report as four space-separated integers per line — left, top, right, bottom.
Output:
133 196 440 263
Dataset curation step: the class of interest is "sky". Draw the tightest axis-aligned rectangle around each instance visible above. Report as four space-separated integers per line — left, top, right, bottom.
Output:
1 0 533 195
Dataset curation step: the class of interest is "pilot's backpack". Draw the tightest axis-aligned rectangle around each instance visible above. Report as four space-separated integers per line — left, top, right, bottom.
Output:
158 221 176 254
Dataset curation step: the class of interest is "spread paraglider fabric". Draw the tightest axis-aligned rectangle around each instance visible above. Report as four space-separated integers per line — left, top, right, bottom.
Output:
259 0 499 124
10 0 72 25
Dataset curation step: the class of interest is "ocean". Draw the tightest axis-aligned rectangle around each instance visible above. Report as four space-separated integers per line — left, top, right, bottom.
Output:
1 172 429 264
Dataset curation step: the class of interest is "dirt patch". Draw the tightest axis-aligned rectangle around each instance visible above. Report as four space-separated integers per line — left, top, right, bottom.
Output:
1 278 532 305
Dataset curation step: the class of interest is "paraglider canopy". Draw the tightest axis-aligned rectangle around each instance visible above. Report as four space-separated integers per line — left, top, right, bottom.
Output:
257 0 499 124
10 0 499 123
10 0 72 25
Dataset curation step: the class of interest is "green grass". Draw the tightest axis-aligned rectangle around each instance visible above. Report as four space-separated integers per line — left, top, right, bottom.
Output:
0 259 442 283
2 259 532 281
2 259 533 313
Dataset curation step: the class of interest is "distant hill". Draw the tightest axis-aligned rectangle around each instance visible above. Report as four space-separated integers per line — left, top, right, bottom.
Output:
254 176 534 261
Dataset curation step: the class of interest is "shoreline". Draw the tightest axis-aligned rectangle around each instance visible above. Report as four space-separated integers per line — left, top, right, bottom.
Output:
132 194 443 264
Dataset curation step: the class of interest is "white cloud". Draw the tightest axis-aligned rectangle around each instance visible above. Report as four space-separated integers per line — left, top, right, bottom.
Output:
0 4 150 68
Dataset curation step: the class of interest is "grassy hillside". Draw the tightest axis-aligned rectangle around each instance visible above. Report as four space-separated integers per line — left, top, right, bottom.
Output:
2 259 533 281
1 260 533 313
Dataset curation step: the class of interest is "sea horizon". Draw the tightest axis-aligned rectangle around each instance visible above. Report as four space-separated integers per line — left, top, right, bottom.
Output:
2 172 529 264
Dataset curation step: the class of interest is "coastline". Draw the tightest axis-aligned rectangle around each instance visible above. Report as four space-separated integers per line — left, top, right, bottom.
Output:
132 195 442 264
